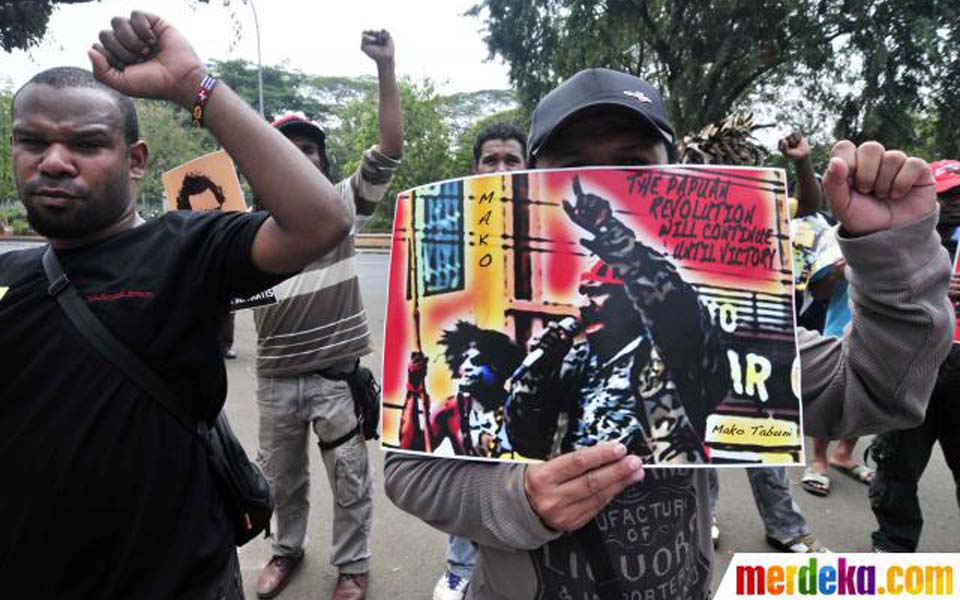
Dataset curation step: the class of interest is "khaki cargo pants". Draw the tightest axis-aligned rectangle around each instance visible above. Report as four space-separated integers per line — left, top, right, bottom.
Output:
256 363 373 574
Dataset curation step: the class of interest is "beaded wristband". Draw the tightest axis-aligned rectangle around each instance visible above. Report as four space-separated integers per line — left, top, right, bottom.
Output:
191 75 218 127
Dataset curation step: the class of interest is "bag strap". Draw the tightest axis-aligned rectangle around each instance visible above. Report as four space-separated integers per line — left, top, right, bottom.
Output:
41 246 200 437
316 358 360 381
575 520 622 600
315 359 362 450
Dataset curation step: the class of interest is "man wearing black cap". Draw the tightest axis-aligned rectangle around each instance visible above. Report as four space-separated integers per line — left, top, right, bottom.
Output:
504 179 728 464
253 30 402 600
385 67 953 599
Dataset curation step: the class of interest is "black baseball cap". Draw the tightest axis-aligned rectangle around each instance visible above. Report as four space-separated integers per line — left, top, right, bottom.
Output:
527 68 675 161
271 112 326 151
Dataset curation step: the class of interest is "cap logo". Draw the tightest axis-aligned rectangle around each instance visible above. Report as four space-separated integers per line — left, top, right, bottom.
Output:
623 90 652 104
936 164 960 175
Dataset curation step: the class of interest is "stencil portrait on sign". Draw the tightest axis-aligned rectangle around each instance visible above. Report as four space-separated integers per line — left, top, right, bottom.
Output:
381 166 801 466
162 150 277 311
161 149 248 213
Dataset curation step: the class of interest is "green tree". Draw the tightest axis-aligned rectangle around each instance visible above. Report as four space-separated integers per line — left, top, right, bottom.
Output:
829 1 958 152
1 85 32 232
930 13 959 160
0 86 16 203
468 0 958 149
329 79 457 232
209 59 326 120
134 98 218 217
0 1 249 54
0 0 94 52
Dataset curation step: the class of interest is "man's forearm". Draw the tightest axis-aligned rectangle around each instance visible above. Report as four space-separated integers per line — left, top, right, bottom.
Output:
590 218 730 431
187 77 352 272
506 370 562 458
793 157 823 217
801 210 953 439
384 453 559 550
376 59 403 158
592 219 716 376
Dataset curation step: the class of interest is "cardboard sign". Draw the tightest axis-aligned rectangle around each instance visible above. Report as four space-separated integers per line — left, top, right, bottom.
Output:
161 150 248 213
790 213 832 292
162 150 276 311
382 166 802 466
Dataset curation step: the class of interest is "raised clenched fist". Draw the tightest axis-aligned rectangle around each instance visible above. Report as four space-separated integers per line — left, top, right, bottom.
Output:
562 175 613 235
88 11 207 109
822 140 936 236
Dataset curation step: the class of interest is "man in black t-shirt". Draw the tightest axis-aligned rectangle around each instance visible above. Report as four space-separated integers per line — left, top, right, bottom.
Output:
0 11 352 599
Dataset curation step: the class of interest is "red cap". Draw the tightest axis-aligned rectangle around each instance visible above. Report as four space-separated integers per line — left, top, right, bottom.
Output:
931 160 960 195
271 112 326 149
580 261 625 286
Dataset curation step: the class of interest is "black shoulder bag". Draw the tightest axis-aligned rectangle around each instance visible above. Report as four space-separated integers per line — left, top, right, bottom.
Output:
42 246 273 546
317 358 382 450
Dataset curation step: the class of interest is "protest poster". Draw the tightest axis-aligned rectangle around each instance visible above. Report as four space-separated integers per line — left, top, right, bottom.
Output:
162 150 277 310
381 166 802 466
789 214 832 293
161 149 248 213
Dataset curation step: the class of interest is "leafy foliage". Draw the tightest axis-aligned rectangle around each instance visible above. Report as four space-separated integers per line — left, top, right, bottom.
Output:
0 85 15 203
209 59 325 120
468 0 958 156
134 99 219 217
0 0 96 52
330 79 459 231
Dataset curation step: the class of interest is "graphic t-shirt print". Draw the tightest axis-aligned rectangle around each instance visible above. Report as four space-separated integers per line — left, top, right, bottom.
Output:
532 469 710 600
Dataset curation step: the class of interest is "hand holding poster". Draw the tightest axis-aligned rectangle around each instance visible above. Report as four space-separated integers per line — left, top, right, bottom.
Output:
381 165 802 467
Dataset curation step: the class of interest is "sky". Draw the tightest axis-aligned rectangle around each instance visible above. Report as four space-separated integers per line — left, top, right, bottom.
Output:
0 0 804 149
1 0 512 94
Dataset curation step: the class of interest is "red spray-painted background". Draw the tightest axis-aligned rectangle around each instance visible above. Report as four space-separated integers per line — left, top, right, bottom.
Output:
381 166 797 460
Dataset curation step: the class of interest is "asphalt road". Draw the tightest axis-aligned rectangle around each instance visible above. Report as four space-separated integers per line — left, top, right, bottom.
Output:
2 241 956 598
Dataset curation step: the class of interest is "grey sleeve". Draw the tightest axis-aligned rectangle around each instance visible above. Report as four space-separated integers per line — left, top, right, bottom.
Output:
346 146 402 213
800 210 954 439
384 452 561 551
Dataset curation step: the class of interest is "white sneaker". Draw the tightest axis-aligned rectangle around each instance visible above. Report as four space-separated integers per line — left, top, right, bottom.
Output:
433 570 469 600
711 516 720 548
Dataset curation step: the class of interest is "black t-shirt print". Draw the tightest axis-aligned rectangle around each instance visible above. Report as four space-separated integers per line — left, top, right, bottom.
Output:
0 211 282 599
532 469 711 600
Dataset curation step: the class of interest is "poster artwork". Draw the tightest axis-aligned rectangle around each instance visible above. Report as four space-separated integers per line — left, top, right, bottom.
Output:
162 150 277 310
161 149 248 213
381 166 802 467
789 214 833 294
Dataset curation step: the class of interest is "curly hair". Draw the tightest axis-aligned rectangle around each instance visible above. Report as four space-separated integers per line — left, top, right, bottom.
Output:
439 320 524 382
176 172 226 210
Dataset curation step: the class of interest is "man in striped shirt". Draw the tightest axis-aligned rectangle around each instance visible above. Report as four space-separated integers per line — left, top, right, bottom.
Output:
253 29 403 600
